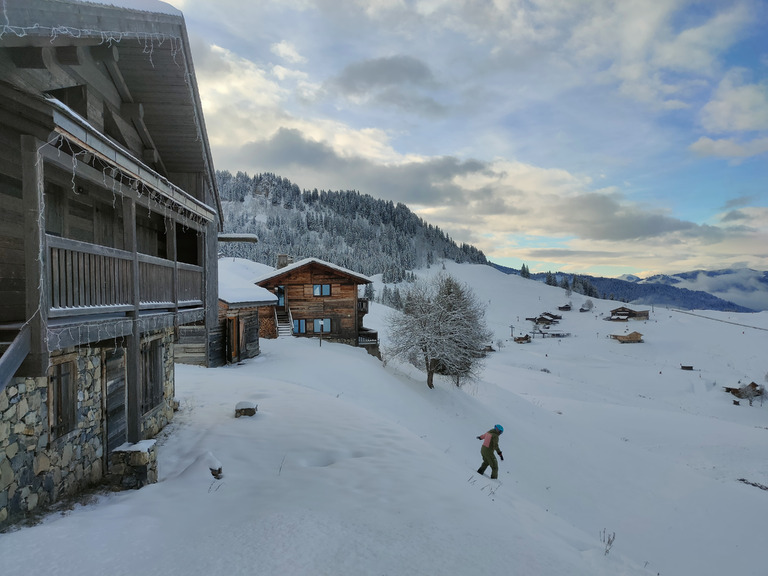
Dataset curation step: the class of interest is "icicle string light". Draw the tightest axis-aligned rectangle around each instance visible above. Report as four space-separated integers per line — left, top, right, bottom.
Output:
47 133 209 230
0 1 207 155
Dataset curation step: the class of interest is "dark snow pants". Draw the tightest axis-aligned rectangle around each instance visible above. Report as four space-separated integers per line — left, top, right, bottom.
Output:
479 446 498 479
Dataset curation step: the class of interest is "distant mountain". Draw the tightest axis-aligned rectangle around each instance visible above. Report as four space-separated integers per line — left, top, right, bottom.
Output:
490 264 758 312
629 268 768 312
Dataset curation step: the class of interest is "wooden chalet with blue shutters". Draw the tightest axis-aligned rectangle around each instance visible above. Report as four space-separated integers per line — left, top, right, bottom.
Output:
0 0 221 528
255 257 379 352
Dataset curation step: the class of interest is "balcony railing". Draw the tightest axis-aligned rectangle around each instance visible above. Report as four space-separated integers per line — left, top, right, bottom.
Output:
358 328 378 346
47 234 203 318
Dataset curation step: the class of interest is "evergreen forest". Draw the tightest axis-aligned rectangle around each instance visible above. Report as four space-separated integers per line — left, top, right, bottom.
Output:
216 170 487 282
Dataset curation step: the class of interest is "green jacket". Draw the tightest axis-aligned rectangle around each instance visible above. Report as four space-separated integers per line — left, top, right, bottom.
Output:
480 429 501 454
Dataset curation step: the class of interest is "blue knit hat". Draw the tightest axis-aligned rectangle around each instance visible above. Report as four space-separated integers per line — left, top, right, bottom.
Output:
494 424 504 433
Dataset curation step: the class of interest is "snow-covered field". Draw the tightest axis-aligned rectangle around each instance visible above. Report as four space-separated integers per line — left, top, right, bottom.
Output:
2 262 767 575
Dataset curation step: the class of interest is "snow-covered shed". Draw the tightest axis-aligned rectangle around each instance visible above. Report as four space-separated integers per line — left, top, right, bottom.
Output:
217 259 277 364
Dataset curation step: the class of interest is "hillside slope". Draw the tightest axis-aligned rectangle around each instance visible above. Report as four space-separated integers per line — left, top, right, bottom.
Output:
3 262 767 575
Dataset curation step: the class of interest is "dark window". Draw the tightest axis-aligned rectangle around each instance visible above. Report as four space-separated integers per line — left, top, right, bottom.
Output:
49 361 76 438
141 339 164 414
313 318 331 333
313 284 331 297
293 318 306 334
176 226 200 265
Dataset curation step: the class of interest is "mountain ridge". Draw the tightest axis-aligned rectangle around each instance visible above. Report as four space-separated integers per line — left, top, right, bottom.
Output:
490 263 759 312
216 169 766 312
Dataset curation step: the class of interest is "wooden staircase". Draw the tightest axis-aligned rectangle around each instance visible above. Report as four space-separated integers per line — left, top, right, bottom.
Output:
0 323 31 392
275 311 293 338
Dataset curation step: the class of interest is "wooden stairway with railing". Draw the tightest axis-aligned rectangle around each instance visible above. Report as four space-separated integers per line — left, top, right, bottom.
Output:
0 322 31 392
275 311 293 338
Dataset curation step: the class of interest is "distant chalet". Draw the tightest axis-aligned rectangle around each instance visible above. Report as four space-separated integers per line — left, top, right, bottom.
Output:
607 307 650 321
255 257 379 352
610 331 644 343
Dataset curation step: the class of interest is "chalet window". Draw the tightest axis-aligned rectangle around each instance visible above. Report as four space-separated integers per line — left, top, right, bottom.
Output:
49 360 77 439
313 318 331 333
313 284 331 297
293 319 306 334
141 339 164 414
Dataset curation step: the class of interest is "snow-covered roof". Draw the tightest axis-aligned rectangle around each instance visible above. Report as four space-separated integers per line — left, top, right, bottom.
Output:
254 257 372 285
69 0 182 16
218 258 278 307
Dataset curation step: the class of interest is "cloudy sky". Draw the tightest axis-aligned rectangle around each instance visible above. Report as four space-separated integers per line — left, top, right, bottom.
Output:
167 0 767 277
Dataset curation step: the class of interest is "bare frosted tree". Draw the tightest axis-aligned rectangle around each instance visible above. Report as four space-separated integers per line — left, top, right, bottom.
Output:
385 273 492 389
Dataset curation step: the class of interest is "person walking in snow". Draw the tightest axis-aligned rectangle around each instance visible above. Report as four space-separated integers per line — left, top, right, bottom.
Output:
476 424 504 479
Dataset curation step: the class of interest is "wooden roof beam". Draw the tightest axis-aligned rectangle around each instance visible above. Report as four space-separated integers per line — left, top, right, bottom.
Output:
6 46 46 68
123 102 168 177
54 46 81 66
91 45 134 104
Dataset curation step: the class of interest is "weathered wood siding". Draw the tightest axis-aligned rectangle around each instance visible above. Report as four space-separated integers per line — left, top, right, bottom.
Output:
230 308 260 360
0 117 27 324
0 173 25 323
176 323 208 367
208 323 225 368
217 303 260 364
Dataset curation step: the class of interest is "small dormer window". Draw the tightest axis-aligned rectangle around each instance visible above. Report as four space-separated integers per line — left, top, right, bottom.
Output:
313 284 331 296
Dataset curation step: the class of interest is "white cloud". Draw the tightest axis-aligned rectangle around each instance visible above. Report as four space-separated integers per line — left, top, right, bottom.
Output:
652 3 751 74
565 2 752 109
700 69 768 132
354 0 406 17
689 136 768 158
270 40 306 64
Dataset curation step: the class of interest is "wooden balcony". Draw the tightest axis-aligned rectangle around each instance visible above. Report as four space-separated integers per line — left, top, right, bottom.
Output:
47 234 203 318
358 328 378 347
35 234 207 355
357 298 370 314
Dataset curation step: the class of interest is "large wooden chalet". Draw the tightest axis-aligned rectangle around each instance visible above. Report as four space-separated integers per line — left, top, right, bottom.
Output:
609 306 650 320
0 1 221 527
256 258 379 352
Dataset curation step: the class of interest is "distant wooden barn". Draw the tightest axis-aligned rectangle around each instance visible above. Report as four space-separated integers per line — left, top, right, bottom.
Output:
723 382 762 399
611 331 644 343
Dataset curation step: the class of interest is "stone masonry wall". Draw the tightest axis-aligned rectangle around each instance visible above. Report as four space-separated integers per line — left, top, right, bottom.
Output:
0 328 176 530
0 348 104 528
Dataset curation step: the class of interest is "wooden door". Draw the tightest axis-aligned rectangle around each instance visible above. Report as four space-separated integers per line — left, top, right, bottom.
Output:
226 316 241 363
104 347 127 455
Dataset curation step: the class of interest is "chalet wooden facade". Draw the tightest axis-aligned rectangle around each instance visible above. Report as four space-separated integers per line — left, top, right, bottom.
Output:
609 307 650 321
256 258 378 351
0 1 221 528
